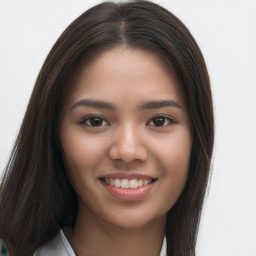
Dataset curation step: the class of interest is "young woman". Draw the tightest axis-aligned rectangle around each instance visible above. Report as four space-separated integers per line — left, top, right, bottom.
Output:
0 1 214 255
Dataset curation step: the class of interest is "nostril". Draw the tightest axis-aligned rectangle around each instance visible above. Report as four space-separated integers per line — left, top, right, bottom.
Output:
108 130 148 162
108 145 148 163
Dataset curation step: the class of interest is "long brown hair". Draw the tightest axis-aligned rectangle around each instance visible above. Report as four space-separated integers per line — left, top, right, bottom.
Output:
0 1 214 255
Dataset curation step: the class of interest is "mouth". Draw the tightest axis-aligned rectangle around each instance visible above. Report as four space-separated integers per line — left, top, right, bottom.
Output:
99 177 157 189
98 174 158 201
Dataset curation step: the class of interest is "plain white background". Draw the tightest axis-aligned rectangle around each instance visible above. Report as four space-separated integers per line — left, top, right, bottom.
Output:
0 0 255 255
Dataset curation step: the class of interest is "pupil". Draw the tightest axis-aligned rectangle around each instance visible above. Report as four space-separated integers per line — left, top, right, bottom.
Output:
90 117 103 126
153 117 165 126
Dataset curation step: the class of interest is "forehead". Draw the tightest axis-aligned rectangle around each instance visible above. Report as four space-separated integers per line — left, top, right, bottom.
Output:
62 47 185 110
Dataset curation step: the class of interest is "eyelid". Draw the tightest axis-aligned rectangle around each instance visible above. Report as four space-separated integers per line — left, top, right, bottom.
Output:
79 114 110 127
78 114 176 127
147 114 177 127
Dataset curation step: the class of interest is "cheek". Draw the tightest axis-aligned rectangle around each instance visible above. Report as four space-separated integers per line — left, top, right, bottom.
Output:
152 128 192 204
155 127 191 171
61 128 104 168
60 127 108 189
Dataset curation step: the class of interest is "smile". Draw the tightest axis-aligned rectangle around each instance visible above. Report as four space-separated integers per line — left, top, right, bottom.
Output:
101 178 156 189
99 175 157 200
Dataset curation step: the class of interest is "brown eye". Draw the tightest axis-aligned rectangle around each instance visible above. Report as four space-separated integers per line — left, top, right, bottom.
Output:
152 116 166 126
147 115 176 127
80 115 109 127
89 117 103 126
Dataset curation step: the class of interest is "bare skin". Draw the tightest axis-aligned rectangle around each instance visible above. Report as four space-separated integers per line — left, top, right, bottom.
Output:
60 47 192 256
68 208 166 256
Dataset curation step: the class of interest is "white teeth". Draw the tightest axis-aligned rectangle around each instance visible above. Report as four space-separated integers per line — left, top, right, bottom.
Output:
138 179 143 187
115 179 121 187
104 178 154 189
130 179 138 188
143 179 148 186
121 179 129 188
110 178 115 186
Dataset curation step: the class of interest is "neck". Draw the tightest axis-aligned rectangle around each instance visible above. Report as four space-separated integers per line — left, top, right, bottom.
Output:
69 204 166 256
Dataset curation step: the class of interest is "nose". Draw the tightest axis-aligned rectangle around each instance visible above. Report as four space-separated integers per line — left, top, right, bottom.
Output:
108 124 148 163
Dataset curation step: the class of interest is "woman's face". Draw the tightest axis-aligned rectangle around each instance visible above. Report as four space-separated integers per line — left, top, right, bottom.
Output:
60 47 192 229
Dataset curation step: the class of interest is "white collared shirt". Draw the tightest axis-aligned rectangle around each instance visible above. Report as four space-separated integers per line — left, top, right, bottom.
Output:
35 230 167 256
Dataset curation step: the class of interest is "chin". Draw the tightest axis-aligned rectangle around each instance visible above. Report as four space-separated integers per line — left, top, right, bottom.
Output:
103 210 166 230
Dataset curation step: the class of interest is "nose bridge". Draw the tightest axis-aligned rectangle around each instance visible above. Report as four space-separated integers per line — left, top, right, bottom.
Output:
120 123 139 150
109 122 147 163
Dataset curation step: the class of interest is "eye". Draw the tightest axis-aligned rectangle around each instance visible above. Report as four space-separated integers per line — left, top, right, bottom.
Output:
147 115 176 127
80 115 109 127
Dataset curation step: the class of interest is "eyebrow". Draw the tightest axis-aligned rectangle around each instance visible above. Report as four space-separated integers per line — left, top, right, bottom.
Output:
70 99 115 111
70 99 184 111
138 99 184 110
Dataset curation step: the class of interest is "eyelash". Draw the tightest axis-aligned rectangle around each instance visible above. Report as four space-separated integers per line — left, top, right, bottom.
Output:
79 115 176 128
79 115 110 127
147 115 177 127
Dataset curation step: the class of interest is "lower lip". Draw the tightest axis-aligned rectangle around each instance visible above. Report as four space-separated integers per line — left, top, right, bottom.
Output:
100 180 155 201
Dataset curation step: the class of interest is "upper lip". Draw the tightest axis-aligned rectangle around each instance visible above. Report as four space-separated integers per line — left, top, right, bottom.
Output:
99 172 157 180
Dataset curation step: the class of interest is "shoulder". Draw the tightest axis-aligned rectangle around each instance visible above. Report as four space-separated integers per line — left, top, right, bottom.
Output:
34 230 75 256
